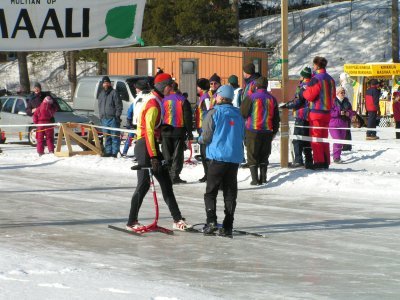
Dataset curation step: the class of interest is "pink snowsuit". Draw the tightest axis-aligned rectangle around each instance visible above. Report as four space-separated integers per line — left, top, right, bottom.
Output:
33 96 58 154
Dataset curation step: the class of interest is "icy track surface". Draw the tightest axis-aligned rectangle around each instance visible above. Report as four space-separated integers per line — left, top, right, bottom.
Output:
1 131 400 299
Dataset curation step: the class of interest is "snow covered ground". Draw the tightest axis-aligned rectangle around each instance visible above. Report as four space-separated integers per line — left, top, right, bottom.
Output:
1 127 400 299
240 0 398 79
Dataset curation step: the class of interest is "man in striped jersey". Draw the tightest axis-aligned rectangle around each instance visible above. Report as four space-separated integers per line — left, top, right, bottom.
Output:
241 77 280 185
161 82 193 184
126 73 191 232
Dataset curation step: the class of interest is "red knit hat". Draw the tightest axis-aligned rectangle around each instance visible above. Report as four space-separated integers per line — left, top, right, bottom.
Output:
154 73 173 93
154 73 172 84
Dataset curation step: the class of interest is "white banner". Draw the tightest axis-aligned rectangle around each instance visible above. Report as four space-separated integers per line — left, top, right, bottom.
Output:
0 0 145 51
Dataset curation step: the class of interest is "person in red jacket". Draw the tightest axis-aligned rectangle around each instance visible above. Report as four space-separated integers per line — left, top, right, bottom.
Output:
33 96 58 156
303 56 336 170
392 91 400 139
126 73 191 232
365 79 381 140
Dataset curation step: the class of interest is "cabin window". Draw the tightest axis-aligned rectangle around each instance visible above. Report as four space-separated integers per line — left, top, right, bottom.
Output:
253 59 261 73
182 61 195 74
135 59 154 76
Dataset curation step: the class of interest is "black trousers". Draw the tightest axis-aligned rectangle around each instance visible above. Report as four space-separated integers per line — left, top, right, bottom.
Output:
204 160 239 229
367 111 377 137
200 143 208 177
127 138 183 225
161 135 185 180
396 121 400 139
292 119 313 163
245 130 273 166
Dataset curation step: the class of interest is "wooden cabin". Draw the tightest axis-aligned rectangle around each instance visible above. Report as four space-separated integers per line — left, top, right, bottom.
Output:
105 46 268 104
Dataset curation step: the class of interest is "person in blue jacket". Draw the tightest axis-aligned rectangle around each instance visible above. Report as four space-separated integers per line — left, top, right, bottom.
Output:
198 85 245 237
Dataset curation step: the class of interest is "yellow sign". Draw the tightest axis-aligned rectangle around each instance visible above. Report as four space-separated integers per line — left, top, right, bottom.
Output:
344 63 400 77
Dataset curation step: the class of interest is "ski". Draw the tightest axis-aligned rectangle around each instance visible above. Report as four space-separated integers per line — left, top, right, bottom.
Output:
108 225 143 236
233 229 267 238
185 223 267 238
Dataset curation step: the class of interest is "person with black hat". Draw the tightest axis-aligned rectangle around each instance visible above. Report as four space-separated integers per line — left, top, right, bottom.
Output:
242 63 260 98
97 76 123 158
127 72 191 232
198 85 244 237
241 76 280 185
280 66 313 169
365 79 380 140
161 82 193 184
228 75 243 108
194 78 211 182
26 82 51 116
121 79 151 157
208 73 221 108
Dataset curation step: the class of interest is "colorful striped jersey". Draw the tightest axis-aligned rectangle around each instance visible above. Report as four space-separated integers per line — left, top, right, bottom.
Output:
303 69 335 113
194 91 210 130
162 92 185 128
136 91 163 158
245 89 277 132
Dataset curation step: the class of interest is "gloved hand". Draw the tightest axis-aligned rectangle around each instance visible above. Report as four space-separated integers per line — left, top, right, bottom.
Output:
150 158 161 174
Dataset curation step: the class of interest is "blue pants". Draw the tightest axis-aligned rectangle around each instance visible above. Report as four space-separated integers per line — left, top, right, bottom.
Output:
366 111 377 137
122 132 135 155
101 118 120 155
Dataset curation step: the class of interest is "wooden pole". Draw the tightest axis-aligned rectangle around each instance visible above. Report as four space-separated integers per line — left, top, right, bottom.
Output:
280 0 289 167
392 0 399 62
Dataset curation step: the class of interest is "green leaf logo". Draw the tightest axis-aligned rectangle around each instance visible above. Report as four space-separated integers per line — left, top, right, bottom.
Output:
99 5 137 41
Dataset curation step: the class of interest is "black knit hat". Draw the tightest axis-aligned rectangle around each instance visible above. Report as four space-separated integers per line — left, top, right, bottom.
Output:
209 73 221 84
255 76 268 89
33 82 41 89
134 79 148 90
101 76 111 84
300 66 312 79
197 78 210 90
369 79 378 86
243 63 255 75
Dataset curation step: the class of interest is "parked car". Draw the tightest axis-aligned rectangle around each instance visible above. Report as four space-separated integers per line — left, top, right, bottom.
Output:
73 75 153 127
0 94 90 146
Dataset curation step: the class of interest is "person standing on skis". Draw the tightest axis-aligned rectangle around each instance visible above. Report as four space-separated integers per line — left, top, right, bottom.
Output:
199 85 244 237
126 73 191 232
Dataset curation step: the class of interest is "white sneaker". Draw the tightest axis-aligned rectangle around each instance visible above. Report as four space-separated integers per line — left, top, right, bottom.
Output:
125 222 143 232
173 219 192 231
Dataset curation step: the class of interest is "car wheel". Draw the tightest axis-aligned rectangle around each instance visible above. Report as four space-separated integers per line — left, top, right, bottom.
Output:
29 127 37 147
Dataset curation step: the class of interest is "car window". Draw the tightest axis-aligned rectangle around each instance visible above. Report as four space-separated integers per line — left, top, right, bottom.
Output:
55 98 73 112
14 98 26 114
2 98 15 113
96 81 103 99
116 81 129 102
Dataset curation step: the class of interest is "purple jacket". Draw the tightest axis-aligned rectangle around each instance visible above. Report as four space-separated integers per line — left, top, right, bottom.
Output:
329 97 355 130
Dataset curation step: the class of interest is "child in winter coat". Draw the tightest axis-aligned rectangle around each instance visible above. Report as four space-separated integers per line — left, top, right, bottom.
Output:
329 87 355 163
33 96 58 155
392 92 400 139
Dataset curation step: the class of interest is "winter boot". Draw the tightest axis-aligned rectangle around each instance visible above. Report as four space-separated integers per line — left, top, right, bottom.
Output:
304 147 313 169
259 164 268 184
249 166 259 185
203 222 218 235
